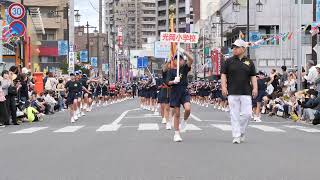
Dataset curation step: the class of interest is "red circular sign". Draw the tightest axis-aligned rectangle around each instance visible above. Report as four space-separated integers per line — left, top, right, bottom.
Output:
8 3 26 20
9 21 26 37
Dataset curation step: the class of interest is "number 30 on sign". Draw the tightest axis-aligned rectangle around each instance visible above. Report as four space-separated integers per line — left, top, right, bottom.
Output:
8 3 26 20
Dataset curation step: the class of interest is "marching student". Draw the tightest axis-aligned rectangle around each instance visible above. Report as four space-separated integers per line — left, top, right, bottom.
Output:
65 73 81 123
221 39 257 144
158 61 171 129
167 47 194 142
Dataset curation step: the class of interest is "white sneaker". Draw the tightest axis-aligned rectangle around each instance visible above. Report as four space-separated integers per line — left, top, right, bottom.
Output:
180 119 187 132
174 133 183 142
225 108 230 112
206 104 209 108
255 117 262 122
81 112 85 117
233 137 241 144
240 134 245 143
166 121 172 130
161 118 166 124
74 114 79 120
71 117 75 123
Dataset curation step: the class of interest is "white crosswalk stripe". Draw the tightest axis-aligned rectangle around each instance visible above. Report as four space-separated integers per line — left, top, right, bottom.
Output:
284 125 320 133
249 125 286 132
138 123 159 131
96 124 121 132
54 126 84 133
11 127 48 134
184 124 202 131
211 124 232 131
5 124 320 134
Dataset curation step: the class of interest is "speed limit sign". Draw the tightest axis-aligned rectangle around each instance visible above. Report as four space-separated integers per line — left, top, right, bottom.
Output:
8 3 26 20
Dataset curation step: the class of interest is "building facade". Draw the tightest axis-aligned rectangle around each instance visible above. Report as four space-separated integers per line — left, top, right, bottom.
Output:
156 0 193 38
22 0 69 71
209 0 313 71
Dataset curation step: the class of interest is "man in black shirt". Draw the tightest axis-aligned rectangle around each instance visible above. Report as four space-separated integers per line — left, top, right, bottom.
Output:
167 47 194 142
221 39 258 144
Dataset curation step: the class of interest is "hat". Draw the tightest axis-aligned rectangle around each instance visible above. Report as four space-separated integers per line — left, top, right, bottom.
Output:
174 54 185 60
315 64 320 68
70 73 75 76
232 39 249 48
83 74 88 78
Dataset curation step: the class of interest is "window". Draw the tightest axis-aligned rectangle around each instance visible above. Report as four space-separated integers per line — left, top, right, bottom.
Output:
295 0 312 4
42 29 56 41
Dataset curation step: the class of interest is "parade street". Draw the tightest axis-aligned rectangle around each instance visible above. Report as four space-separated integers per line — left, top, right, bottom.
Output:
0 99 318 180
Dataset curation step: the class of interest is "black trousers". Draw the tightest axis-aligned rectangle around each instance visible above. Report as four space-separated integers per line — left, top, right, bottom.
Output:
0 101 10 125
5 95 17 124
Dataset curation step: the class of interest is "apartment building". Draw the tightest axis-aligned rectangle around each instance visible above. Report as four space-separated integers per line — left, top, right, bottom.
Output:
22 0 69 71
156 0 193 38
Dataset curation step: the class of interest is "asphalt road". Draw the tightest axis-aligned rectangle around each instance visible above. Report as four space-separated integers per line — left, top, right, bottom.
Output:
0 98 319 180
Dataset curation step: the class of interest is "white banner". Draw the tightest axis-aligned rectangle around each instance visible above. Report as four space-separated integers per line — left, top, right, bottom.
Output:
68 52 75 73
160 32 199 43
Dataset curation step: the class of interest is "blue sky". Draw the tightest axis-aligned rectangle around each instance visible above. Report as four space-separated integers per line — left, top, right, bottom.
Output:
74 0 100 32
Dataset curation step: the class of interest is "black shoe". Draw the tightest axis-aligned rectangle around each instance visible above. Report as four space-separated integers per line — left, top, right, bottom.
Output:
4 123 10 125
13 122 20 125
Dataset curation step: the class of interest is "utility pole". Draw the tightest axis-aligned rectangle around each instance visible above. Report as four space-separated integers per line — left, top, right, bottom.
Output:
86 21 90 62
297 0 302 90
312 0 318 64
98 0 102 75
246 0 250 58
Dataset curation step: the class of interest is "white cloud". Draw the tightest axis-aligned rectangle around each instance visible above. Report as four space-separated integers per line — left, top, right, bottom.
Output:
75 0 99 32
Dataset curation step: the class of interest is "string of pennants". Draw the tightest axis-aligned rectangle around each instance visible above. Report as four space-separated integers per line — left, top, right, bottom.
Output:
239 31 294 48
242 22 320 48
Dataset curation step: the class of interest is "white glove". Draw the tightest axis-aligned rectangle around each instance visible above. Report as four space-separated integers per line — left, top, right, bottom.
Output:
178 47 185 54
173 77 180 84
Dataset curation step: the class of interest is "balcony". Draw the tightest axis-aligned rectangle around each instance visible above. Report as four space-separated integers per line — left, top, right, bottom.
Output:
158 5 166 11
142 27 156 31
41 17 61 29
158 25 166 31
141 21 156 25
157 16 166 21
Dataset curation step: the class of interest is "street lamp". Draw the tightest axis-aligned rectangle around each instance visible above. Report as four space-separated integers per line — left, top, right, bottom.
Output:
256 0 264 12
75 10 81 23
232 0 264 58
232 0 240 12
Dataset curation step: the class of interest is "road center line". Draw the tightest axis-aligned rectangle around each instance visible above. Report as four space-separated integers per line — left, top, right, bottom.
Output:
111 108 140 125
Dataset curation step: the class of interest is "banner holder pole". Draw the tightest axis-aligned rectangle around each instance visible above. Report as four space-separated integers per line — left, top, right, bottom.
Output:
176 42 180 78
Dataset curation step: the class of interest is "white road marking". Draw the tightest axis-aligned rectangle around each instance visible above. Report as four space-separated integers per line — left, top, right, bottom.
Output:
54 126 84 133
138 123 159 131
184 124 202 131
284 125 320 133
96 124 121 132
249 125 285 132
190 114 202 122
211 124 232 131
111 108 140 125
11 127 48 134
124 116 161 119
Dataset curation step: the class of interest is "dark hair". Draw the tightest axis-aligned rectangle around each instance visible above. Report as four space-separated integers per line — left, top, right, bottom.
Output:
48 72 53 78
9 66 18 74
281 66 287 71
1 70 9 77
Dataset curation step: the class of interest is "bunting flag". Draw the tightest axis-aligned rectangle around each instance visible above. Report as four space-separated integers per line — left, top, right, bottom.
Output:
239 31 245 40
282 33 289 42
287 32 294 40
